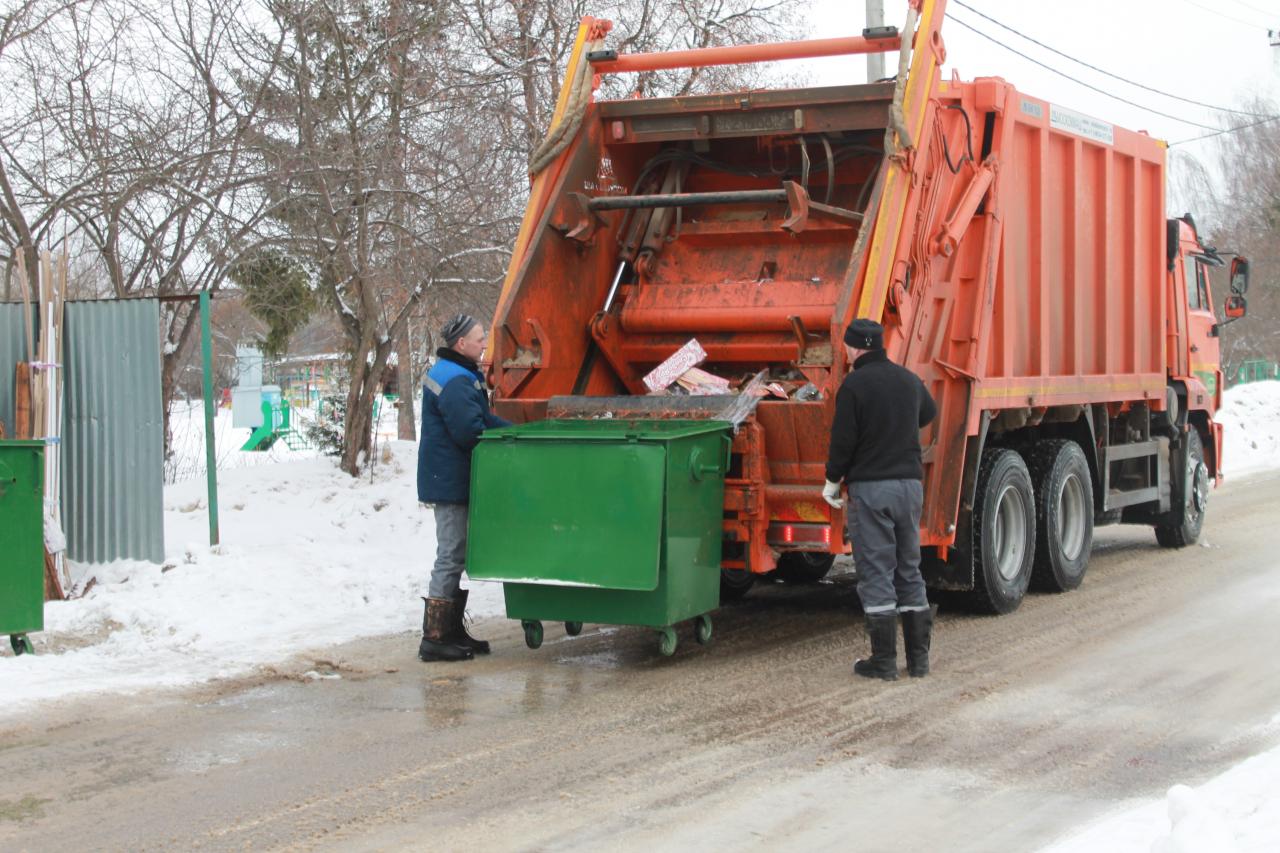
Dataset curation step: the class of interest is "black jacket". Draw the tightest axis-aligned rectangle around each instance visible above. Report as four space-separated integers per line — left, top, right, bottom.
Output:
825 350 937 483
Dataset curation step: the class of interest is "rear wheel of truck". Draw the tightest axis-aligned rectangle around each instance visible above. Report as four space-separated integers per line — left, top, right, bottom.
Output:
719 569 755 601
969 449 1036 614
1155 428 1207 548
1027 440 1094 592
774 552 836 584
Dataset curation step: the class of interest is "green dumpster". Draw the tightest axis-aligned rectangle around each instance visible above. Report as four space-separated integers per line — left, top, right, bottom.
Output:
467 419 731 656
0 440 45 656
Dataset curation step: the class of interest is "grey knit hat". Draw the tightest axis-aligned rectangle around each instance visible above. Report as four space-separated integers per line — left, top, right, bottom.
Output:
440 313 478 347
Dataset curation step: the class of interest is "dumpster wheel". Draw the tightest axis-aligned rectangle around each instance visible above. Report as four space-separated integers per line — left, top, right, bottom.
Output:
564 621 583 637
522 620 544 649
10 634 33 656
657 626 678 657
694 615 713 645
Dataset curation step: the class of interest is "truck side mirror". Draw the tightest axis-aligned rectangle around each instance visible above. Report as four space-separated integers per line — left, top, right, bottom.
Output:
1224 293 1247 320
1229 256 1249 294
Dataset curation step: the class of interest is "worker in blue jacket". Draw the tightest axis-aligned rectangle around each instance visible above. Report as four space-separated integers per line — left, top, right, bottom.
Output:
416 313 511 662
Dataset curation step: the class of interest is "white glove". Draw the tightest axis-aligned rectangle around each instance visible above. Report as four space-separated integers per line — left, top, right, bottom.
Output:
822 480 844 509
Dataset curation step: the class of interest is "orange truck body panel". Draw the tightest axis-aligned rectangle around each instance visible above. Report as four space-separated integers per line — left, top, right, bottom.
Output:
488 8 1220 576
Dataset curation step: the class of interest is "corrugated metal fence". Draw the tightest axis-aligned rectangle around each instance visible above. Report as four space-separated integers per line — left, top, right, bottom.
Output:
61 299 165 564
1 298 165 564
0 302 29 438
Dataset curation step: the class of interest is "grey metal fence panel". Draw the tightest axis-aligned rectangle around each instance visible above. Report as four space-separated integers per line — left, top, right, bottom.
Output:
0 303 32 438
62 299 165 564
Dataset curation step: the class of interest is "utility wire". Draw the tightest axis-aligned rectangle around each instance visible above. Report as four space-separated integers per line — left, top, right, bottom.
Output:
1223 0 1279 21
952 1 1271 118
1177 0 1271 30
1169 114 1280 145
945 14 1223 131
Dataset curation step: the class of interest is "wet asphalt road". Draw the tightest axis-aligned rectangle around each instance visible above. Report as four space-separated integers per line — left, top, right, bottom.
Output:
1 473 1279 852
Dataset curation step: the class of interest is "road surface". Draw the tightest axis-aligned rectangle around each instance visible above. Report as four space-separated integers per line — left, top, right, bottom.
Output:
2 473 1279 852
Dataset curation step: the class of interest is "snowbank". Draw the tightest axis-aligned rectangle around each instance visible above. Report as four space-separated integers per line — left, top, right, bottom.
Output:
1219 380 1280 479
0 440 505 715
1041 735 1280 853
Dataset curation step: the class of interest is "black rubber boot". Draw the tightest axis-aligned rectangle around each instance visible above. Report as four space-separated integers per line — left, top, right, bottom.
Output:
853 612 899 681
447 589 490 655
418 597 474 662
901 608 933 677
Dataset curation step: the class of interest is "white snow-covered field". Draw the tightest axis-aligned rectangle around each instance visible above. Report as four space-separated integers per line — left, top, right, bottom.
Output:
1217 380 1280 479
3 383 1280 852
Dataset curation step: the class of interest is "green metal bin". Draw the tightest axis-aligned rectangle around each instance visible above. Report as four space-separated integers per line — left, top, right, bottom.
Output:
0 440 45 656
466 419 731 656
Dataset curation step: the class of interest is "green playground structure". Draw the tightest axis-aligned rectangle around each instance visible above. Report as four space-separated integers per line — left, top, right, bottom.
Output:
241 399 311 452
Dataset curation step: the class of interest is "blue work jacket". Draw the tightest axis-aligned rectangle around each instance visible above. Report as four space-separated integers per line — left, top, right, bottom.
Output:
416 348 511 504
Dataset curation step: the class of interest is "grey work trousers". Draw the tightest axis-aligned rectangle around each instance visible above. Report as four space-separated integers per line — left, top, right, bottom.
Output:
429 502 469 599
846 479 929 615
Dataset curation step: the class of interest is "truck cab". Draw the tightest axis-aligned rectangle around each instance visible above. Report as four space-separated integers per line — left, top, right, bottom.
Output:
1166 214 1249 482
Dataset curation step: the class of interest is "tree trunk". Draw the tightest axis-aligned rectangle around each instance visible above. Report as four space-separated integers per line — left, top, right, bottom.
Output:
340 358 375 476
396 326 415 441
159 304 201 464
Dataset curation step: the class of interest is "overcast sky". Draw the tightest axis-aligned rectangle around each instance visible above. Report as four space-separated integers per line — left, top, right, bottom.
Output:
802 0 1280 212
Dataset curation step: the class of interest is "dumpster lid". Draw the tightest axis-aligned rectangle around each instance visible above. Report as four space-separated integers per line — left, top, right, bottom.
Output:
480 418 732 442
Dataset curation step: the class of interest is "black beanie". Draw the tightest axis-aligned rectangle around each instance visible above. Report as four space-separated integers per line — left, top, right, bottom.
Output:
440 313 478 347
844 318 884 350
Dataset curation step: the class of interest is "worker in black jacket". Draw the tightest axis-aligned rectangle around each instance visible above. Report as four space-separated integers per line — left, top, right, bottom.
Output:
824 318 938 681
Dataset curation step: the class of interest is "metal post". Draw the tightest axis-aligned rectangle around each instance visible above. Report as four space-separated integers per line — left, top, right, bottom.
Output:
199 290 220 545
866 0 885 82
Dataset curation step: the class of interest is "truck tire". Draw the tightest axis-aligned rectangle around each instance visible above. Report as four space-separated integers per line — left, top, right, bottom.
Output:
969 448 1036 614
774 552 836 584
719 569 755 601
1155 428 1207 548
1027 440 1094 592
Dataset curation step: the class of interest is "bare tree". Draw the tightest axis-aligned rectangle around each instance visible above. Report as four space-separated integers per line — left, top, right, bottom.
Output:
239 0 516 474
1175 102 1280 383
0 0 285 449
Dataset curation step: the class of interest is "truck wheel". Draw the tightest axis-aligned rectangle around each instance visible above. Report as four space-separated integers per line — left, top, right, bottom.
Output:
774 552 836 584
1156 428 1207 548
1027 440 1094 592
969 449 1036 614
719 569 755 601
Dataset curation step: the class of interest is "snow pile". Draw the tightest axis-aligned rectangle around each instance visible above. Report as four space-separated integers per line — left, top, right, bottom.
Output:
1218 380 1280 478
1042 738 1280 852
0 441 505 714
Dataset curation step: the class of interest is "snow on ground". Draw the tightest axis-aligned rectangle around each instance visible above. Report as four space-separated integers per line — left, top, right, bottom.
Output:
0 401 505 716
1041 731 1280 853
1218 381 1280 480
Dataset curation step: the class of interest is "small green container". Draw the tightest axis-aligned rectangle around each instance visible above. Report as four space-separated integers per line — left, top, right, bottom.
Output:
0 440 45 655
467 418 731 656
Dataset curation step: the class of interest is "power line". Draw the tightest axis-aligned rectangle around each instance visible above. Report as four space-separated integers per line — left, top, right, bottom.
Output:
1176 0 1271 31
1223 0 1280 22
945 14 1223 131
952 1 1271 118
1169 114 1280 146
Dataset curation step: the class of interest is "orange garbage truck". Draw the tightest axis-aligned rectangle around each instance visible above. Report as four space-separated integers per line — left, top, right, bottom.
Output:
484 0 1250 613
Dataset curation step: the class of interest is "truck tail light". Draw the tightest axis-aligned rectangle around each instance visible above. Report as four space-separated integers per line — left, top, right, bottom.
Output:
767 522 833 547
